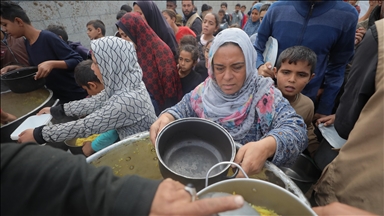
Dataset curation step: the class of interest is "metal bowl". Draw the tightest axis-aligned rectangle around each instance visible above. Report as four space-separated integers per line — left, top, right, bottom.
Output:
280 154 321 193
64 138 84 155
198 178 316 215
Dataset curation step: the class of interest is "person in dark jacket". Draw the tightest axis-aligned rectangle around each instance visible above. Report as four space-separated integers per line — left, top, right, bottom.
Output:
182 0 202 36
1 143 245 215
255 0 358 120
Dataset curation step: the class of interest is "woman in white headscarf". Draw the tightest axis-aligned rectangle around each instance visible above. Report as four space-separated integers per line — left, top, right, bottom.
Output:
18 36 157 144
150 28 307 177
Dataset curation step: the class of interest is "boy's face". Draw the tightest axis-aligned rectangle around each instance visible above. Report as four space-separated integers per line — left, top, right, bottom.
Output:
241 6 246 13
274 60 314 101
235 6 240 12
221 5 227 11
87 25 101 40
0 17 23 38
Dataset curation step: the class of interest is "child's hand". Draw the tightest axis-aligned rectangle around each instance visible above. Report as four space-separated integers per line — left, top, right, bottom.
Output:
316 114 336 127
37 107 51 115
18 129 37 143
35 61 54 80
258 62 275 79
82 141 95 157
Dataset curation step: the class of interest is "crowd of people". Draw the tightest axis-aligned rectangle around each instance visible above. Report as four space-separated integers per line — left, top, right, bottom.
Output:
1 0 383 215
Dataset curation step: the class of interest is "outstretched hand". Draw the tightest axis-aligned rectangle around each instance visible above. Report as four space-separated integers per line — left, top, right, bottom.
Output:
149 178 244 216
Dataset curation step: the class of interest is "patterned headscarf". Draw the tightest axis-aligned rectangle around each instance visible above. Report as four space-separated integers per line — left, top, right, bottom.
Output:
91 36 144 98
190 28 275 140
116 13 182 110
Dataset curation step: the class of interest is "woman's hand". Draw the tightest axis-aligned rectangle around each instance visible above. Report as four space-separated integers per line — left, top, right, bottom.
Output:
82 141 95 157
18 129 37 143
37 107 51 115
149 113 175 145
149 178 244 215
355 27 367 45
234 136 277 177
316 114 336 127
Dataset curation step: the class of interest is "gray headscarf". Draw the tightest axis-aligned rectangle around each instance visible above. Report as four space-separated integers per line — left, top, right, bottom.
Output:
191 28 274 140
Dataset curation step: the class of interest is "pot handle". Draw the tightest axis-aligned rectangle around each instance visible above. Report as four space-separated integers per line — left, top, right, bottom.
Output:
205 161 249 188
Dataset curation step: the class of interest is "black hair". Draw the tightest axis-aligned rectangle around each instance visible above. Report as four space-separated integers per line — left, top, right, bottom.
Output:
235 3 241 7
167 0 177 5
241 5 246 9
0 1 31 25
46 24 68 42
260 4 271 13
276 46 317 75
182 0 195 5
74 60 101 87
86 20 106 36
208 6 212 10
218 9 225 15
116 10 127 20
179 44 199 62
201 4 209 12
220 2 228 8
204 12 220 28
120 4 132 12
179 35 197 47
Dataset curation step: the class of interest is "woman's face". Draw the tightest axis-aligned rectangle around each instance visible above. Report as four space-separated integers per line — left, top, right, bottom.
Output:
202 14 218 35
133 4 147 24
162 12 174 27
251 9 260 22
91 54 103 85
118 28 137 49
213 44 246 95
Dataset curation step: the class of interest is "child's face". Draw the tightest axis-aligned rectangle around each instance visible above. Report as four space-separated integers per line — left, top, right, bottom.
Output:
274 60 314 102
251 9 260 22
178 50 195 73
202 14 218 35
82 82 104 96
87 25 101 40
0 17 23 38
162 12 174 27
241 7 246 13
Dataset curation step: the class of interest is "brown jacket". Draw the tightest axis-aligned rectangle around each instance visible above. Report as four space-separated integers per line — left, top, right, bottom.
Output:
314 19 384 214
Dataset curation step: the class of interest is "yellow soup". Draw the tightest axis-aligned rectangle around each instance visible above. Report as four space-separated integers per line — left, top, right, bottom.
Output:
75 134 100 146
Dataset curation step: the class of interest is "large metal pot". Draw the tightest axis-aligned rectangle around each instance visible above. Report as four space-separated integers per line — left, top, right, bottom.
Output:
1 88 55 143
197 178 315 215
86 131 310 206
155 118 237 191
1 66 46 93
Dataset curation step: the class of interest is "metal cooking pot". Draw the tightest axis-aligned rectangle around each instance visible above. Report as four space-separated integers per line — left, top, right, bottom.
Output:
155 118 237 191
198 162 315 215
1 88 54 143
1 66 45 93
86 131 310 206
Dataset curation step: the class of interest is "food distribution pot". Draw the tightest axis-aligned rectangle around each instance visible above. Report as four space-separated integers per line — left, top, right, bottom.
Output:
87 131 311 207
1 88 55 143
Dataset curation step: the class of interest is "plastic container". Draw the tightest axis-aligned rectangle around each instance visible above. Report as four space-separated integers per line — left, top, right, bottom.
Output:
10 114 52 140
